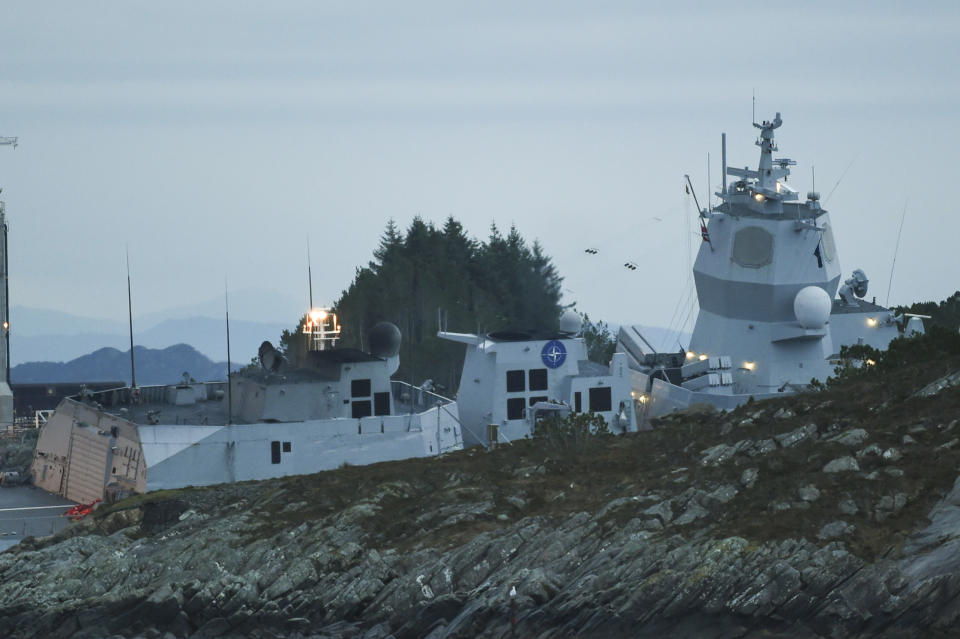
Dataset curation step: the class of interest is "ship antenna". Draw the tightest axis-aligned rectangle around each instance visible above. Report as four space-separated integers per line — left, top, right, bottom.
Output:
126 246 136 389
885 200 909 307
707 153 711 213
824 156 857 202
683 174 704 217
307 237 314 310
225 278 233 425
752 90 756 126
721 133 727 195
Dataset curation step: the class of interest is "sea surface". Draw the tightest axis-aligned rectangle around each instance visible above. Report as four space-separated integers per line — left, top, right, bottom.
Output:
0 485 73 551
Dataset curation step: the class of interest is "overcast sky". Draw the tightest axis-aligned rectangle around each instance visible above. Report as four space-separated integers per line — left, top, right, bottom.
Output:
1 1 958 338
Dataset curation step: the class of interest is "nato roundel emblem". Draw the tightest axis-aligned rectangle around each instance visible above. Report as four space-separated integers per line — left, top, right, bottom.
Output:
541 340 567 369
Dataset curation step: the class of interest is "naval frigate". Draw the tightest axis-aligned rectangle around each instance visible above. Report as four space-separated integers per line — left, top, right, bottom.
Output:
617 113 924 417
30 312 462 505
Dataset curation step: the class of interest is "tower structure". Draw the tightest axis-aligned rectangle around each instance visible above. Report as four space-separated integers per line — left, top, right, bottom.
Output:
688 113 841 393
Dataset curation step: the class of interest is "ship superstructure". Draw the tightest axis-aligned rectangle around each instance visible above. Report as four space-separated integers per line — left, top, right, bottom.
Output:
618 114 919 416
440 312 638 446
31 315 462 504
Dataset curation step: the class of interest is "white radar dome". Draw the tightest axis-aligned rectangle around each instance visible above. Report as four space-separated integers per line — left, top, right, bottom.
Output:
559 309 583 335
793 286 832 329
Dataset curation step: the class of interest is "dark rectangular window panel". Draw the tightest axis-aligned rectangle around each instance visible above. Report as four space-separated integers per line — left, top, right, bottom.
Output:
374 392 391 416
352 400 372 418
574 392 582 412
506 397 525 420
506 369 525 392
589 386 612 412
270 441 281 464
529 396 548 406
351 379 371 398
529 368 548 391
282 441 291 453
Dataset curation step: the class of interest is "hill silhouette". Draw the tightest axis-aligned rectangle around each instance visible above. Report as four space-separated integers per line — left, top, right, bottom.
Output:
11 343 229 386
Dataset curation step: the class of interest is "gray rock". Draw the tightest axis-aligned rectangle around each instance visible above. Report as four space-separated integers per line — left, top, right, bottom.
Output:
823 457 860 473
875 493 909 522
505 495 527 510
707 484 740 505
746 439 777 457
674 502 709 525
700 443 737 466
818 520 855 540
856 444 882 458
882 447 902 462
774 423 818 448
902 434 917 445
838 499 859 516
773 407 795 419
937 438 959 451
642 500 673 525
884 467 905 478
831 428 869 446
798 484 821 502
740 467 759 489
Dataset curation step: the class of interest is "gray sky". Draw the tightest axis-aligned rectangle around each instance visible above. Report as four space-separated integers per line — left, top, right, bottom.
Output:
2 1 958 336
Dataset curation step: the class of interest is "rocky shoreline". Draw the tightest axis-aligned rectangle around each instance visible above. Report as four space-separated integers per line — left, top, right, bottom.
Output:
1 362 959 638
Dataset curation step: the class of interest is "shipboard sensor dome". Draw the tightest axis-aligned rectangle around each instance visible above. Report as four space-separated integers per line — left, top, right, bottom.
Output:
793 286 832 329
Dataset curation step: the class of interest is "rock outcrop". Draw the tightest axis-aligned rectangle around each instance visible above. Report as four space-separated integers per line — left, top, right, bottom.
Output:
2 363 960 638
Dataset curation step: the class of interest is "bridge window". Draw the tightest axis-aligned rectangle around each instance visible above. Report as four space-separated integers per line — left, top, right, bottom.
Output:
351 379 371 397
506 397 525 420
589 387 612 412
374 392 391 416
352 400 372 418
506 370 525 392
529 368 548 391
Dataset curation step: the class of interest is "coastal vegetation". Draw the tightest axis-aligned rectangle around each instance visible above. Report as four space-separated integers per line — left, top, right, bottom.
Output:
286 217 564 393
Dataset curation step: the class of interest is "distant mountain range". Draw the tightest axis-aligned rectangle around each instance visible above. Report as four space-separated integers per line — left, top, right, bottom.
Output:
11 344 234 386
11 294 298 366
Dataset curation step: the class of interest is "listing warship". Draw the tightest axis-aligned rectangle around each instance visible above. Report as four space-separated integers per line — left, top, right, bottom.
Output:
617 113 925 417
31 311 462 505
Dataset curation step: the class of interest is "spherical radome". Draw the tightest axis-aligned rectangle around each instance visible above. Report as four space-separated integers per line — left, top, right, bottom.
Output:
794 286 832 329
559 309 583 334
368 322 402 358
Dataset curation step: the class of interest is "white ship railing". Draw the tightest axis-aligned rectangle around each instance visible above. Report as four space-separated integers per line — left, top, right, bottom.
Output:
390 380 454 414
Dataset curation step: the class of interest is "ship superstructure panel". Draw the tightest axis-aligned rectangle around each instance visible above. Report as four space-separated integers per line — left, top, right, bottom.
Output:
441 329 637 446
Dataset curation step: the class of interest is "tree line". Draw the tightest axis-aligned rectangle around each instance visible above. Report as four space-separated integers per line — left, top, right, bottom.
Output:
288 217 564 393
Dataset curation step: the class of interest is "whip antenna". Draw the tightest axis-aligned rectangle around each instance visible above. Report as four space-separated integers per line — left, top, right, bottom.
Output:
885 200 908 307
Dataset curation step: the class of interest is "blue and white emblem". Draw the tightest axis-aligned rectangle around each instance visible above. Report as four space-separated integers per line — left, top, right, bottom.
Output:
541 340 567 369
